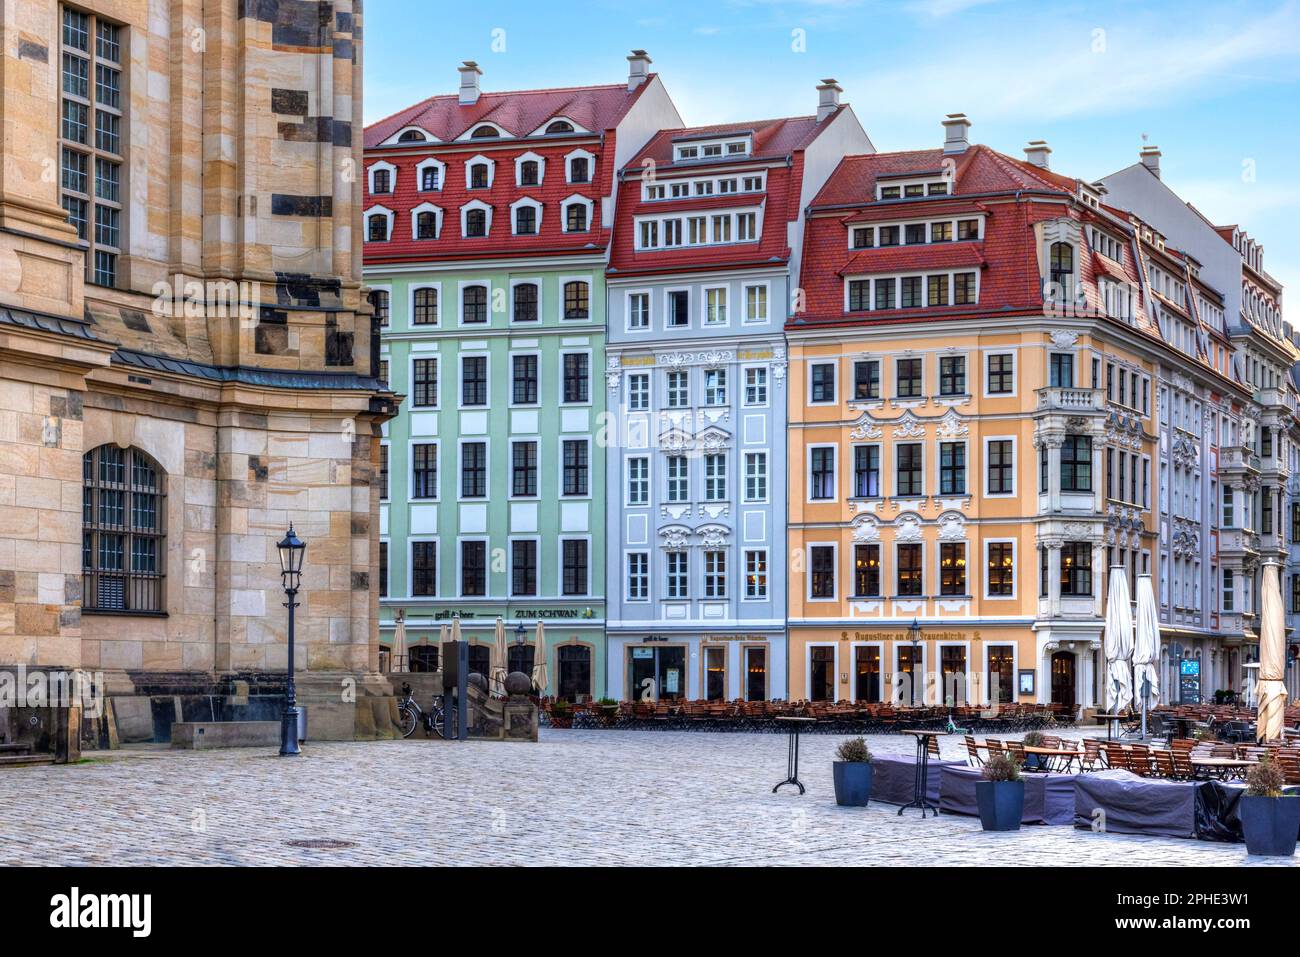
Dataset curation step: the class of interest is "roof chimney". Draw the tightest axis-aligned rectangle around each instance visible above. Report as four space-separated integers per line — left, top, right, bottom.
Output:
816 79 842 122
1140 145 1161 179
458 61 482 106
1024 140 1051 169
942 113 971 154
627 50 652 92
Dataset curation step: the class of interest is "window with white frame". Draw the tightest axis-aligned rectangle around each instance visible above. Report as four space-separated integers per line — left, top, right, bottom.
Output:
627 553 649 600
666 370 689 408
705 287 728 325
666 551 689 599
628 457 649 505
704 368 727 406
704 551 727 598
744 366 768 406
744 284 768 323
666 456 688 502
745 550 768 598
744 452 767 502
810 447 836 500
628 292 650 331
627 373 649 411
704 454 727 501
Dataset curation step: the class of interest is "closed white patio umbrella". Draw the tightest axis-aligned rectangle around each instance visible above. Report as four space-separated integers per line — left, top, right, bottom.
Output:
392 611 407 672
1257 562 1288 743
532 621 549 696
491 617 508 694
1105 566 1134 715
1134 575 1161 737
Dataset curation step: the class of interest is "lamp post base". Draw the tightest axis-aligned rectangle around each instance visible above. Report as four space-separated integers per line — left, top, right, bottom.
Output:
280 706 302 756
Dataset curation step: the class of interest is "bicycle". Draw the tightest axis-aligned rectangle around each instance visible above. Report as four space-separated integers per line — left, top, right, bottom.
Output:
397 683 455 739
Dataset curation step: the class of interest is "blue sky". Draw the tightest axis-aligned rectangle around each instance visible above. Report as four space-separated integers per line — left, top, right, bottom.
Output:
365 0 1300 297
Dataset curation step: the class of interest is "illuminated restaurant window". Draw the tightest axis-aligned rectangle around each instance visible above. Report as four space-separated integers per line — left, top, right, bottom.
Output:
939 542 966 596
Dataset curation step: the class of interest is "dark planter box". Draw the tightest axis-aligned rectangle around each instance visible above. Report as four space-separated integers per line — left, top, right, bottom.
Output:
976 780 1025 831
832 761 874 807
1240 796 1300 857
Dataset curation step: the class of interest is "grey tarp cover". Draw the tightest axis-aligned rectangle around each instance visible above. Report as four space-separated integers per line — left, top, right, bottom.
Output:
1073 769 1199 838
869 756 964 806
938 765 1077 824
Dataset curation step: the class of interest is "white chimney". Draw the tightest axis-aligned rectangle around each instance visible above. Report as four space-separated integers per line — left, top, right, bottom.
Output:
1024 140 1051 169
1140 145 1161 179
458 61 482 106
942 113 971 154
816 79 842 122
627 50 652 92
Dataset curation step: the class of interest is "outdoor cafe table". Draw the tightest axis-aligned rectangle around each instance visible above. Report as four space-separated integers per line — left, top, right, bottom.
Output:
772 716 816 795
1189 756 1256 781
899 729 947 818
1022 745 1081 773
1094 713 1126 740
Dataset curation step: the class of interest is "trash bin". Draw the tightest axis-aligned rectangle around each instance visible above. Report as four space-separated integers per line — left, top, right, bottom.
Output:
297 706 308 743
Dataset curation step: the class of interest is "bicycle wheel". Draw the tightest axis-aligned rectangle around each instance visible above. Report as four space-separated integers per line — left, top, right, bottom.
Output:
430 706 447 739
398 705 418 739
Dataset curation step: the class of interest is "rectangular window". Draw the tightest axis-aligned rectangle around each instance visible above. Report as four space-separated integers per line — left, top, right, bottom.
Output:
1061 435 1092 492
461 442 487 498
896 443 923 497
905 223 926 245
511 283 538 322
745 284 768 323
412 541 437 597
987 440 1014 494
848 279 871 312
875 278 896 310
412 358 438 408
987 353 1014 394
666 370 689 408
704 368 728 406
704 551 727 598
627 373 650 411
379 542 389 599
667 456 688 502
878 225 900 245
900 276 922 308
939 442 966 495
987 542 1014 596
628 292 650 330
810 363 836 403
930 221 953 242
462 285 488 323
958 219 979 240
926 274 949 307
851 226 873 249
627 553 649 601
854 445 881 498
853 544 881 597
562 540 588 596
854 360 880 400
810 546 836 599
511 540 538 596
666 551 689 599
705 287 728 325
461 541 486 597
953 272 977 305
897 544 922 596
562 353 589 403
744 452 768 502
511 442 537 497
562 440 588 496
1060 542 1092 596
940 542 966 596
745 550 768 599
512 354 538 405
412 444 438 499
379 445 390 500
704 454 727 501
668 290 689 327
461 355 487 405
939 355 966 396
896 358 922 398
744 367 768 406
1049 353 1074 388
627 456 650 505
810 448 836 500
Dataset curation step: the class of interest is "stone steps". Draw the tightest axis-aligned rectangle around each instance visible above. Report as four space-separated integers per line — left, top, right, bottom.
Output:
0 754 55 768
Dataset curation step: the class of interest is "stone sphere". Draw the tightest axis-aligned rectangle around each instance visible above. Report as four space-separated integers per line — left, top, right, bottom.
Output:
468 672 488 692
504 671 533 696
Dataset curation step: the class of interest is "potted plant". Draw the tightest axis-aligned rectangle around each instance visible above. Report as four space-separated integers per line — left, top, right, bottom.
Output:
596 697 619 725
976 753 1025 831
1240 756 1300 857
549 700 573 729
1021 730 1046 771
832 737 874 807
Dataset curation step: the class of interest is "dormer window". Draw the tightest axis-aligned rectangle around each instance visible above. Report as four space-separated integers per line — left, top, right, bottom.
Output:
416 210 438 239
368 215 388 242
565 204 587 232
466 208 487 237
702 144 722 157
372 169 391 193
511 197 542 236
546 120 574 134
727 142 746 154
880 186 901 200
677 146 698 160
470 125 500 138
469 163 489 189
569 157 590 184
520 161 539 186
1050 242 1074 298
398 129 427 143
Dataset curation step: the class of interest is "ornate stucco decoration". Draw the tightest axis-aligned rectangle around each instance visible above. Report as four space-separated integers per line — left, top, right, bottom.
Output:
659 525 691 550
936 511 966 541
849 414 883 440
895 512 924 542
891 410 926 438
696 524 730 549
935 408 969 438
1049 329 1080 350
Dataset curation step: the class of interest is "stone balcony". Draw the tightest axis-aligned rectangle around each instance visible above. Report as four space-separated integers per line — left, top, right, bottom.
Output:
1254 387 1298 415
1036 386 1106 413
1219 445 1261 475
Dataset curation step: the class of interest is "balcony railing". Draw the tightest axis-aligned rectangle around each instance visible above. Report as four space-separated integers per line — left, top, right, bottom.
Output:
1220 445 1261 473
1036 386 1105 412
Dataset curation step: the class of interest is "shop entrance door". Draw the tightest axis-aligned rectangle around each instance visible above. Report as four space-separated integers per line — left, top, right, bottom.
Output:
629 646 687 701
1051 651 1076 710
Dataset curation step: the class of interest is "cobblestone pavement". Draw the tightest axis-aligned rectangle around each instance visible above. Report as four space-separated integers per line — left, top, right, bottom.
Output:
0 729 1294 866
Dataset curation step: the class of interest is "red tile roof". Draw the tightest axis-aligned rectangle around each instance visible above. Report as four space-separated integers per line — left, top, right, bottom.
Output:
627 113 834 168
364 81 654 149
795 144 1159 335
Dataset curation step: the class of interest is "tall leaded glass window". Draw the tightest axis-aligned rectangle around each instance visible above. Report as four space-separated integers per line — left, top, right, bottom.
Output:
83 446 165 612
61 8 123 287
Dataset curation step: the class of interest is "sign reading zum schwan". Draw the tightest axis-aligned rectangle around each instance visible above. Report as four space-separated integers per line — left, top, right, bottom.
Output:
432 608 598 620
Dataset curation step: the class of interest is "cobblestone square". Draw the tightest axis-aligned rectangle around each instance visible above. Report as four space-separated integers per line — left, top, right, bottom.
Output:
1 730 1294 867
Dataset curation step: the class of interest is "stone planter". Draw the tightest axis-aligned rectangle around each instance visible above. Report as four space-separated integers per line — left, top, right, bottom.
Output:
976 780 1025 831
832 761 873 807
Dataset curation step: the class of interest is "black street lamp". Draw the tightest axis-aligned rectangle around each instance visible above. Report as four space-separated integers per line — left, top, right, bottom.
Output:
277 523 307 756
908 617 922 706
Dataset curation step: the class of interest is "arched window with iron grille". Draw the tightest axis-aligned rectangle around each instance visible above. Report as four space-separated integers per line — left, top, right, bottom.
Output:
82 445 165 613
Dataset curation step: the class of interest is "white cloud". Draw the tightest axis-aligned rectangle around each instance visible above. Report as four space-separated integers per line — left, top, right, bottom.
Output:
903 0 1002 16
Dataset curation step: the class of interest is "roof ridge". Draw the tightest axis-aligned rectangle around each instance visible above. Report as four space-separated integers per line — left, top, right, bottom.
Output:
364 80 637 132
